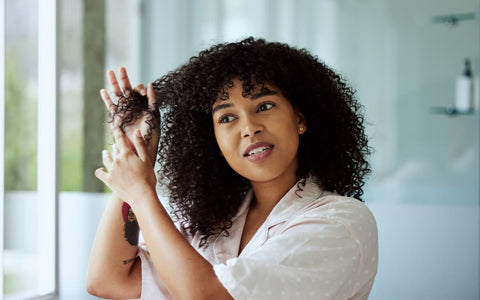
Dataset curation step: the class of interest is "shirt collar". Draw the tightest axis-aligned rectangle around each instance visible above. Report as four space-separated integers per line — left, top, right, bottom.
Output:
264 177 326 228
212 177 327 262
234 177 326 226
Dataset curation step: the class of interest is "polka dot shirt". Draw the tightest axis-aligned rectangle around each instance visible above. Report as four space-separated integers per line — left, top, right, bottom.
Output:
138 178 378 299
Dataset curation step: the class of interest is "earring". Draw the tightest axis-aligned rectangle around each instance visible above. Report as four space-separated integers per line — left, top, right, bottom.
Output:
298 127 305 134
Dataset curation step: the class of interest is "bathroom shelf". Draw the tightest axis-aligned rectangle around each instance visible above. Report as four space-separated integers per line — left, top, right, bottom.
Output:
430 106 477 116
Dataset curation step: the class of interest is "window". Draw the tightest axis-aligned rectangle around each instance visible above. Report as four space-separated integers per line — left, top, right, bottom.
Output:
2 0 57 298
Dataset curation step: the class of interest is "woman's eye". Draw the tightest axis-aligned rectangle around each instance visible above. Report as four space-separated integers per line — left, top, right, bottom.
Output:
219 115 236 123
257 103 275 112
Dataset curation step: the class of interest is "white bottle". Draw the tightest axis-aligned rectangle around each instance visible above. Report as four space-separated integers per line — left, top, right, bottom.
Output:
473 75 480 112
455 58 473 113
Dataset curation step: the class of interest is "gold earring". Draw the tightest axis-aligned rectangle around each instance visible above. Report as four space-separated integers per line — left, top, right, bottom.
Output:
298 127 304 134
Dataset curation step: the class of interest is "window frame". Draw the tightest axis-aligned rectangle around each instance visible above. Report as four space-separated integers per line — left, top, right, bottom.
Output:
36 0 60 297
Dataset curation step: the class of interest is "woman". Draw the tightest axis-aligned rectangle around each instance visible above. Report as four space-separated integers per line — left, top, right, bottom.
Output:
87 38 378 299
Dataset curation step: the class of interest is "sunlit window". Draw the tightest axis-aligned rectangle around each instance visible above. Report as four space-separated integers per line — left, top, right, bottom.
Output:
3 0 42 298
3 0 58 297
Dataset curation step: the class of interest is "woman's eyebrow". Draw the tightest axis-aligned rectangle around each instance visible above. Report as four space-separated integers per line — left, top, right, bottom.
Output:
212 88 277 114
251 88 278 100
212 103 233 114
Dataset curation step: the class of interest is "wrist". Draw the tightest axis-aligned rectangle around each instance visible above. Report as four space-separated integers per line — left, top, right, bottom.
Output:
129 185 159 213
110 193 125 205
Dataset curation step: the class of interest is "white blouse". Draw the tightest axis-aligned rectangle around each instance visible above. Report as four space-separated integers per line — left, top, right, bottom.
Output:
137 178 378 299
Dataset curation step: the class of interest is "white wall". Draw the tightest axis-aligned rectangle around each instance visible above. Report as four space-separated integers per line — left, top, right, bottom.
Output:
370 201 479 300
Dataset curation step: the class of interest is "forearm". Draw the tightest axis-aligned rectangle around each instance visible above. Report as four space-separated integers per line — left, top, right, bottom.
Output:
86 194 141 298
133 190 233 300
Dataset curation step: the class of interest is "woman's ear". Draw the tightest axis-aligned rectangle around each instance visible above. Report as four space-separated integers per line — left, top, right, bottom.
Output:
296 111 307 135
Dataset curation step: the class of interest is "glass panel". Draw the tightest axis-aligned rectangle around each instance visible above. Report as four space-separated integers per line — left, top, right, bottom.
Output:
58 0 143 298
105 0 142 77
4 0 57 297
4 0 39 298
59 0 143 193
363 1 480 299
60 0 83 192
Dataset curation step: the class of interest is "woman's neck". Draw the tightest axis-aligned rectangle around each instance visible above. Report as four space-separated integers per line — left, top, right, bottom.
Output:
249 171 299 215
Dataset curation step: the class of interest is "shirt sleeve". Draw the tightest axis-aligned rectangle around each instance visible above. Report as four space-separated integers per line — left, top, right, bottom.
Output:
213 200 378 300
137 246 174 300
137 217 192 300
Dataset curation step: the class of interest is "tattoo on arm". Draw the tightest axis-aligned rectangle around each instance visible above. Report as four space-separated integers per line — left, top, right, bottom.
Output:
123 204 140 246
123 256 139 265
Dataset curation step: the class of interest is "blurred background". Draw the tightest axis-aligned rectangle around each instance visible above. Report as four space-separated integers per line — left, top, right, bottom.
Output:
1 0 479 299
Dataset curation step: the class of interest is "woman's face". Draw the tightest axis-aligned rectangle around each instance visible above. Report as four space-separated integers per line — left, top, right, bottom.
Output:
212 79 306 184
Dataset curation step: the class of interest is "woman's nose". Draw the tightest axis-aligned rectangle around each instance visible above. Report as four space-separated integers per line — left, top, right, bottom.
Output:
241 116 263 138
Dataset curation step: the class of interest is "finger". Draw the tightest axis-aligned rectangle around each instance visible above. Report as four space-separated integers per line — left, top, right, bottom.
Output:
134 130 149 161
95 167 109 186
134 84 146 96
113 128 130 153
100 89 116 114
119 67 133 96
112 143 120 158
147 82 157 106
107 70 123 97
102 149 113 169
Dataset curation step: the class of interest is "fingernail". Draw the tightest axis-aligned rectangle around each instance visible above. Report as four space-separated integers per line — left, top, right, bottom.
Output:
141 89 146 96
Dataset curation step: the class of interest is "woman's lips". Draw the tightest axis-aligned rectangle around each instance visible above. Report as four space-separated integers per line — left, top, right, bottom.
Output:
244 142 274 162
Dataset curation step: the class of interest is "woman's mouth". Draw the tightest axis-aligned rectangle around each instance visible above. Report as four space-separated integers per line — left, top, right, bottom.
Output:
244 142 274 161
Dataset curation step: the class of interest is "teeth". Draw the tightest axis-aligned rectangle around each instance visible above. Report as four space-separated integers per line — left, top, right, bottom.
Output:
248 147 270 156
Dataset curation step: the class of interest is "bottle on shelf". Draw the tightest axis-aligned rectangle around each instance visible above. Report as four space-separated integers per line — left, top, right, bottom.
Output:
455 58 473 113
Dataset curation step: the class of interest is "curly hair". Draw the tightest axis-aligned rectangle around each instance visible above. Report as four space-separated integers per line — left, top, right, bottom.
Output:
115 37 371 247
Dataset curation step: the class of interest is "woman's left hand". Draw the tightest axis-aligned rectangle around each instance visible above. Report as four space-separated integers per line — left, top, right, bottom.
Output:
95 127 157 207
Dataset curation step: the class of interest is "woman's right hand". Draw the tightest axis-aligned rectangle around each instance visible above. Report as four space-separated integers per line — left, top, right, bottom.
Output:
100 67 159 164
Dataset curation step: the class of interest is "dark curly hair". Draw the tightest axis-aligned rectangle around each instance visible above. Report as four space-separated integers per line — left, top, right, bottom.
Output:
115 37 371 247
